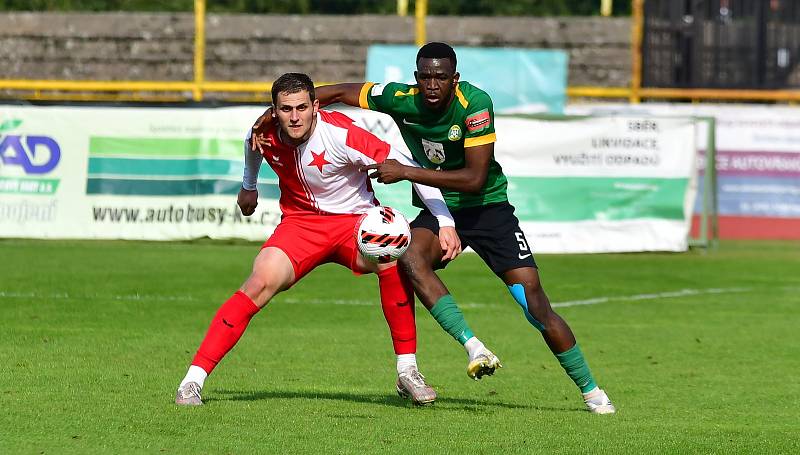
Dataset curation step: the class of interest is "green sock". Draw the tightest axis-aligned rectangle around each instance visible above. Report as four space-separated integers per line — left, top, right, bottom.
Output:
555 344 597 394
429 294 475 345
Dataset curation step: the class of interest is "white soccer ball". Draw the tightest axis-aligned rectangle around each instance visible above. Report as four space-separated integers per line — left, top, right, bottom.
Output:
356 206 411 263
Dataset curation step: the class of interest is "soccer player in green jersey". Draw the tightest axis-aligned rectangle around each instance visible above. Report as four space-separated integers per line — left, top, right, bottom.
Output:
251 43 614 413
311 42 615 414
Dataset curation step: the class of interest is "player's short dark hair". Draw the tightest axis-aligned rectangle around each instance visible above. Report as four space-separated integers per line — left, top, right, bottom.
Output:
416 42 457 70
271 72 315 104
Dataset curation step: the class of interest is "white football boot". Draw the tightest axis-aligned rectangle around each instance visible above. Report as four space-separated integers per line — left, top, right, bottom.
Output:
396 367 437 405
466 349 502 380
175 381 203 406
583 387 616 414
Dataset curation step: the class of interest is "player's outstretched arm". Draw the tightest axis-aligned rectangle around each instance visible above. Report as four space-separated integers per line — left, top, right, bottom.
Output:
315 83 365 108
363 143 494 194
249 83 365 152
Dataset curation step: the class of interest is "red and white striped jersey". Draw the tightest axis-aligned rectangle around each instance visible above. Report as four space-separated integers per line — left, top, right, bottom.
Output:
257 110 389 216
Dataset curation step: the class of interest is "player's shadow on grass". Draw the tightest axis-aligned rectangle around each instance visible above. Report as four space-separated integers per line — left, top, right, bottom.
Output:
208 388 574 412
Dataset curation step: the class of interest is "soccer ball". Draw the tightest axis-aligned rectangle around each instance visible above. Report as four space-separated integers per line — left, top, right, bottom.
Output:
356 206 411 263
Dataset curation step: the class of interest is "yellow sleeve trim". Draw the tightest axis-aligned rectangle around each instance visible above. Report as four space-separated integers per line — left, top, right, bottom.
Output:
359 82 375 109
454 83 469 109
464 133 496 148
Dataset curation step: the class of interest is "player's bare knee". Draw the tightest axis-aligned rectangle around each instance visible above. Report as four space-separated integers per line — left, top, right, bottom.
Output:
403 238 427 258
243 262 291 305
399 253 421 280
400 247 436 279
527 297 553 322
240 275 267 299
243 273 264 294
518 275 543 293
524 279 552 307
507 281 549 332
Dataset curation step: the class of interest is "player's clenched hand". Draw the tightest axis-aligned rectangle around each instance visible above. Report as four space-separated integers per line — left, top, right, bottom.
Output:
361 159 408 184
237 187 258 216
250 107 274 153
438 226 462 261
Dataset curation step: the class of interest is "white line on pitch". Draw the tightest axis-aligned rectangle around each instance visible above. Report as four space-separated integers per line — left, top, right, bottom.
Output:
283 287 753 309
279 297 487 308
550 287 751 308
280 297 375 307
0 286 759 309
0 291 198 302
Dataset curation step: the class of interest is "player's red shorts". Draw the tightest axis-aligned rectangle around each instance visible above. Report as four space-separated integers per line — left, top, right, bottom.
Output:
262 213 366 283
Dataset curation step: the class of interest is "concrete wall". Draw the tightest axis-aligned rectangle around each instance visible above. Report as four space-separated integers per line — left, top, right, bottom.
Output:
0 12 631 92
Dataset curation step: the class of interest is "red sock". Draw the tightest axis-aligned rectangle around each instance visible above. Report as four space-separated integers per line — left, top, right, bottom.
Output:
191 291 260 374
377 265 417 355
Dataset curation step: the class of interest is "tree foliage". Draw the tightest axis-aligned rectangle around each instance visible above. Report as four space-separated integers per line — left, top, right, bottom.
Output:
0 0 632 16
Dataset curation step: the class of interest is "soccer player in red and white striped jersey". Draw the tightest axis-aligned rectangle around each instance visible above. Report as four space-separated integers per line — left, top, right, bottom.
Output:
175 73 462 406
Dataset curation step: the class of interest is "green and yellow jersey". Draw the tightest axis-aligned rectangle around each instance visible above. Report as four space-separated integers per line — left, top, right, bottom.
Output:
358 81 508 210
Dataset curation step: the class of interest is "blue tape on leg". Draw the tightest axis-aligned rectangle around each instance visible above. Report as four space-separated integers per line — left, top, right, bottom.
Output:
508 284 545 331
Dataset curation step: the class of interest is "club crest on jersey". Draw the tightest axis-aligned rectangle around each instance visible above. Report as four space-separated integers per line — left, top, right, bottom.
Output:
447 125 462 141
421 138 445 165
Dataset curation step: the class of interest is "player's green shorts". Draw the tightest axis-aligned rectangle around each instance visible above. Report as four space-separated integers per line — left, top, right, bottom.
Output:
410 201 537 276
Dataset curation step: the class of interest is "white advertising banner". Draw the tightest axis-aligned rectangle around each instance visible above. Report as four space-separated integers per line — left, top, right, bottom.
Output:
0 105 276 241
347 109 699 253
566 103 800 222
1 105 698 253
496 116 698 253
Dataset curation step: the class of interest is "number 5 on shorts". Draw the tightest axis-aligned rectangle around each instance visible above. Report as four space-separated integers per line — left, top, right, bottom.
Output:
515 232 529 252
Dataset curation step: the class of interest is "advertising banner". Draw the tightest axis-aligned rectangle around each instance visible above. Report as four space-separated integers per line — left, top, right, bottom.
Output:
0 105 277 241
498 116 697 253
566 103 800 239
1 105 697 253
365 45 568 114
348 109 699 253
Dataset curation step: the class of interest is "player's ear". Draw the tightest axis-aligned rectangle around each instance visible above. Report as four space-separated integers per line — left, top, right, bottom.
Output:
413 70 419 81
312 98 320 114
453 72 460 84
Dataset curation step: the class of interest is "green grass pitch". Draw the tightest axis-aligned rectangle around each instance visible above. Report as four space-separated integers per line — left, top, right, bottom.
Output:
1 239 798 453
